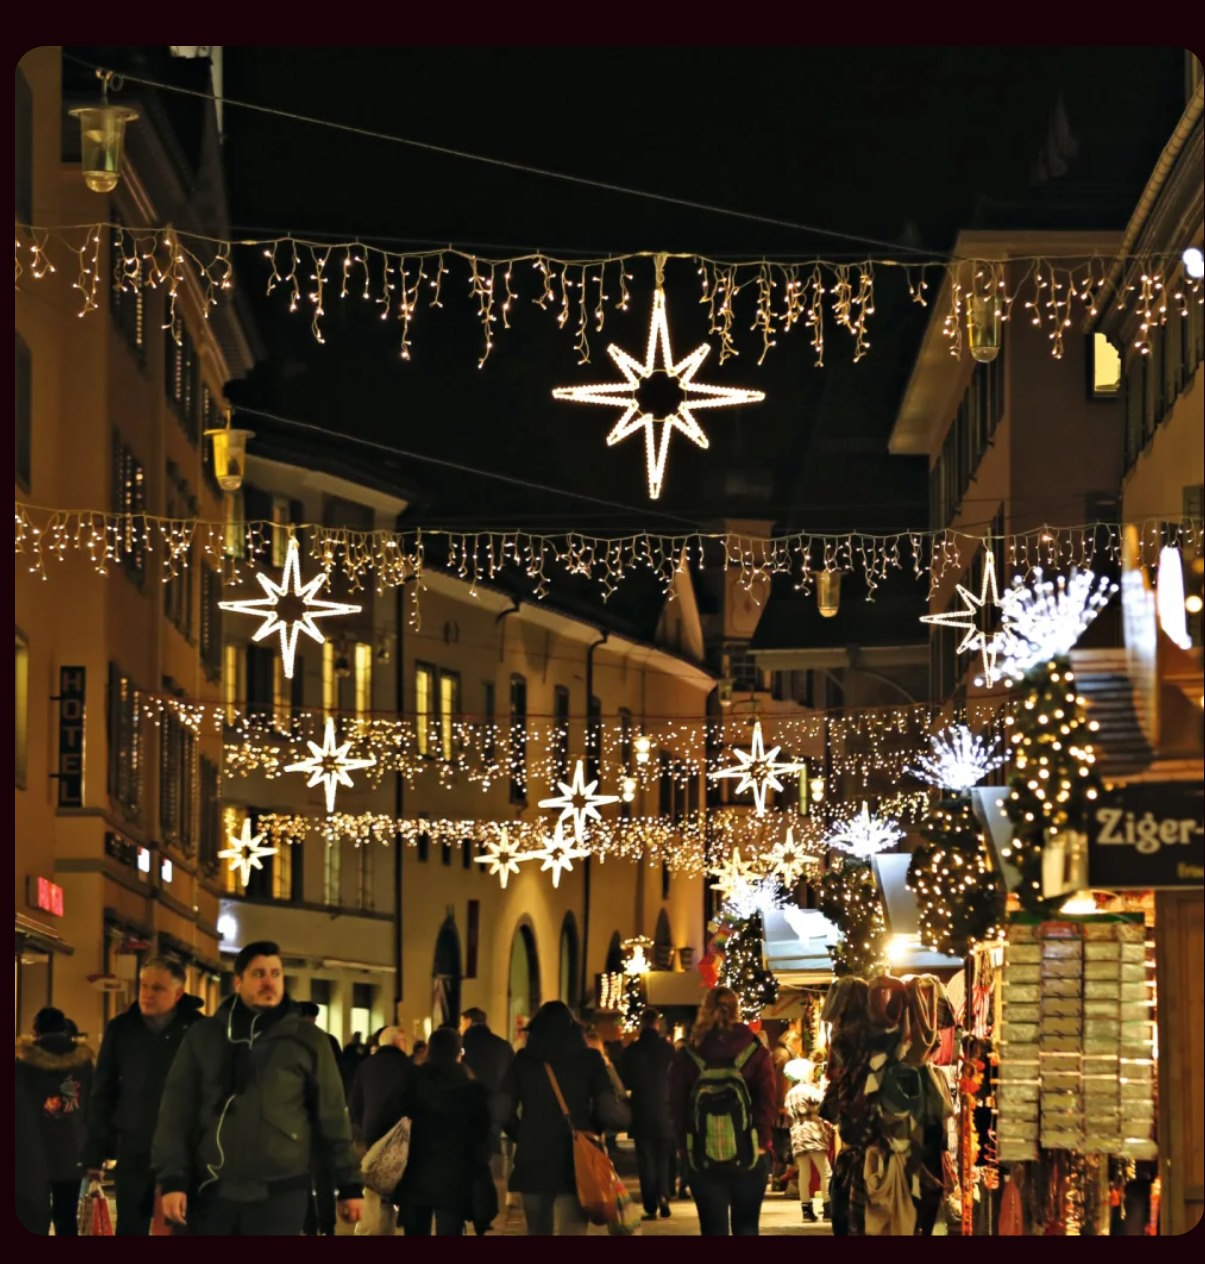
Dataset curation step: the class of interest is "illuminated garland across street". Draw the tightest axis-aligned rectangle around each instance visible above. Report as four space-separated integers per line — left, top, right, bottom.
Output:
15 503 1202 607
14 224 1202 363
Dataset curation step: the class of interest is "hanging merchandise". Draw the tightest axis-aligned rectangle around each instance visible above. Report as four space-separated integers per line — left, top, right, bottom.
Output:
818 863 889 978
284 716 376 813
537 759 619 842
920 548 1008 686
217 817 278 886
711 719 804 817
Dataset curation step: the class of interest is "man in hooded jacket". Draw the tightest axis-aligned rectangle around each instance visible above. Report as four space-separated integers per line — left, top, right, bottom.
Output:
83 958 203 1236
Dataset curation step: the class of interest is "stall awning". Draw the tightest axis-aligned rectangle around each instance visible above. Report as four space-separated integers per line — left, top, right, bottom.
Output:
762 907 840 985
871 854 967 973
644 970 707 1009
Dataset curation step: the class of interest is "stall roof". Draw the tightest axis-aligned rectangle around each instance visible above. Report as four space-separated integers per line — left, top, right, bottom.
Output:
644 970 708 1009
872 854 966 972
763 907 841 984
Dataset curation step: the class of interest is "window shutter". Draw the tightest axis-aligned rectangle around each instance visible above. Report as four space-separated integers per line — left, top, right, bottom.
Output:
292 655 305 712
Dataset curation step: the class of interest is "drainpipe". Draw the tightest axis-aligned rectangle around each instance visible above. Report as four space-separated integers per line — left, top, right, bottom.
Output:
495 598 520 661
580 632 608 1007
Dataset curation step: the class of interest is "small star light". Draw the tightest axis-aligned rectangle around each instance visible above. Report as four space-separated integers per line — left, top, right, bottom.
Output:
920 549 1008 687
825 801 904 860
532 819 590 889
765 824 818 885
710 721 803 816
538 759 619 842
552 285 765 499
996 567 1119 682
285 717 376 813
908 724 1005 793
708 846 754 900
219 536 361 679
473 827 535 890
218 818 278 887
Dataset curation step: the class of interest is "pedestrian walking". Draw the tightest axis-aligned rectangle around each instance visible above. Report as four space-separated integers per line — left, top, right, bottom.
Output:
151 940 363 1236
297 1001 343 1236
669 986 776 1236
459 1006 514 1231
495 1000 630 1236
15 1007 94 1235
341 1031 369 1097
619 1007 675 1220
785 1058 833 1222
396 1026 492 1235
83 958 203 1236
346 1024 410 1235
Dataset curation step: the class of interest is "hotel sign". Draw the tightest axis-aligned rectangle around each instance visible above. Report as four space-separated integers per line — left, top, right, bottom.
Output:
1087 782 1204 888
55 666 85 807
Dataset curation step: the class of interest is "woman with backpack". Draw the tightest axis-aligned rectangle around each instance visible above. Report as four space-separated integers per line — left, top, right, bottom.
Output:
669 987 776 1236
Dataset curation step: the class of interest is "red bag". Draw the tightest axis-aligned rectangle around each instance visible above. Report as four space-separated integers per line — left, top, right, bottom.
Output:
80 1181 114 1236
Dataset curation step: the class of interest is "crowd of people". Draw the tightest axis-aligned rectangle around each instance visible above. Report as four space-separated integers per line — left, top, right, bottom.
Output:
16 940 829 1237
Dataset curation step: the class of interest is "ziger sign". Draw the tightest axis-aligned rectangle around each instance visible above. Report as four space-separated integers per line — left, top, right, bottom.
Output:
1087 782 1205 888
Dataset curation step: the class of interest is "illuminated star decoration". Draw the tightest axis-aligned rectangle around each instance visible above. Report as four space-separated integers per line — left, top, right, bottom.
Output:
285 717 376 813
907 724 1005 793
710 850 784 919
825 801 904 860
219 536 361 679
531 819 590 889
538 759 619 842
920 549 1007 687
552 286 765 499
995 567 1119 682
473 827 534 890
218 818 278 887
764 824 818 886
708 846 754 900
710 720 803 816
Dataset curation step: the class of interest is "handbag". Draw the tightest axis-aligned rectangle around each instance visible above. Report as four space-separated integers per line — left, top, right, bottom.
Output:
544 1062 638 1233
360 1114 412 1197
78 1179 114 1236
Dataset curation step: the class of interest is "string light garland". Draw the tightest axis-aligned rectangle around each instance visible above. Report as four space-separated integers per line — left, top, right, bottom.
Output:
710 719 804 816
537 759 620 842
217 817 278 887
14 222 1201 362
284 716 376 812
995 567 1119 684
907 724 1005 792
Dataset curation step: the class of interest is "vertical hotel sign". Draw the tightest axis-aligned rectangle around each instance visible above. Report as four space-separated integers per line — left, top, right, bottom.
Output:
55 666 85 807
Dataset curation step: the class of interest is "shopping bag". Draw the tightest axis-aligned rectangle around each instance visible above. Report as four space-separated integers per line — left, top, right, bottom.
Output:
606 1172 643 1237
360 1115 411 1197
78 1180 113 1236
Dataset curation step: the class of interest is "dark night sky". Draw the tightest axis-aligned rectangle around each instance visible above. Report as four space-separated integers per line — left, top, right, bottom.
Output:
89 47 1192 534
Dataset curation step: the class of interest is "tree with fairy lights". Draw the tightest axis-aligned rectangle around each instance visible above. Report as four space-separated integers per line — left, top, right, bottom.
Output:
1003 658 1102 914
907 796 1005 957
711 912 778 1020
619 936 652 1033
818 862 888 977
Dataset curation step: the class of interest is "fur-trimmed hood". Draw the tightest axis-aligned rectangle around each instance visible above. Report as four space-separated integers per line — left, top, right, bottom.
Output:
16 1035 95 1070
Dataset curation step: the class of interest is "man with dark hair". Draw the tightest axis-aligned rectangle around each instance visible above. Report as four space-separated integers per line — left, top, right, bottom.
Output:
459 1006 513 1232
152 941 362 1235
620 1007 675 1220
84 957 203 1236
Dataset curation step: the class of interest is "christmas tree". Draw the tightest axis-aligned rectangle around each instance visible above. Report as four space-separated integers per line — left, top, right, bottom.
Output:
818 862 888 977
907 796 1005 957
713 911 778 1019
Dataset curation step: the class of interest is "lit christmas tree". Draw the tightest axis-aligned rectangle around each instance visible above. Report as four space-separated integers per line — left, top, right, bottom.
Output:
619 936 651 1033
907 796 1005 958
712 912 778 1019
1003 658 1102 914
818 862 888 977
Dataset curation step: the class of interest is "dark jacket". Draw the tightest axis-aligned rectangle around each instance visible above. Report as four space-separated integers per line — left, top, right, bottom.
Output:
619 1029 675 1140
496 1025 630 1195
461 1022 514 1155
340 1043 369 1097
15 1058 51 1230
347 1045 411 1148
15 1034 94 1181
83 994 204 1166
397 1063 491 1219
668 1024 777 1157
151 994 361 1203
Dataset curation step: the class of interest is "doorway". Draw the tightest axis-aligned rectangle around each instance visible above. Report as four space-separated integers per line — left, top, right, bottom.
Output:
432 917 461 1029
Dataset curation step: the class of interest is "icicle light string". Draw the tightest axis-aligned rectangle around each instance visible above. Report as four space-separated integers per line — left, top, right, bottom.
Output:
14 223 1201 364
14 503 1202 610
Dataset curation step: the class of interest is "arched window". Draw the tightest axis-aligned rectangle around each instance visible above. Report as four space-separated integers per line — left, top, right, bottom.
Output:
654 909 674 970
507 923 540 1045
432 916 461 1028
604 931 624 975
559 913 579 1007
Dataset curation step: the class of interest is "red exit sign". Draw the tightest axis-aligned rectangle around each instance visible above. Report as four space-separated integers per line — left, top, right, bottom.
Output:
28 876 64 918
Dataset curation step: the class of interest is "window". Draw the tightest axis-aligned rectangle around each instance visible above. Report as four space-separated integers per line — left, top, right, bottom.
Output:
163 469 196 639
324 840 342 906
587 695 602 782
931 355 1004 528
199 564 222 680
110 219 146 365
271 841 293 902
164 321 200 443
107 663 143 819
553 686 570 781
482 681 496 760
270 495 291 567
15 333 31 490
246 644 274 719
272 658 292 733
357 845 373 910
354 642 373 718
15 630 29 788
199 757 220 876
438 670 460 760
221 644 241 724
1090 331 1122 397
158 703 196 855
461 836 473 869
224 490 245 560
414 663 436 756
111 432 147 587
509 674 527 804
417 813 430 863
15 68 32 225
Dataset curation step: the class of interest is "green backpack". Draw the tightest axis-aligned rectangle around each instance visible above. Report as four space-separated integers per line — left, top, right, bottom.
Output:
684 1044 759 1173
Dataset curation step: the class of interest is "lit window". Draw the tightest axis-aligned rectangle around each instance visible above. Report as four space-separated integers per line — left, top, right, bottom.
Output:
322 640 337 720
222 643 241 725
415 665 435 757
439 671 460 761
15 630 29 789
325 839 342 906
354 642 372 718
270 496 291 568
272 843 292 901
1092 332 1122 397
224 491 245 560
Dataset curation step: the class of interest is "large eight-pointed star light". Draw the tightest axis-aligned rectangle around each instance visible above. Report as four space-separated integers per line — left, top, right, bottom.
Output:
538 759 619 842
285 718 376 814
710 721 803 817
531 820 590 889
473 827 536 890
218 818 278 887
764 824 818 886
708 846 754 901
824 801 904 860
919 549 1007 687
219 536 361 679
552 288 765 500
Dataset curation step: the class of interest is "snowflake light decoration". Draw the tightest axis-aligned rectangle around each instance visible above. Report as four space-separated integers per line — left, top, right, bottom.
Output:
219 536 361 679
710 721 804 817
995 567 1118 682
764 824 818 886
285 717 376 813
538 759 619 842
218 818 278 887
907 724 1005 793
531 819 590 889
824 801 904 860
552 286 765 499
920 550 1008 687
722 871 787 921
473 827 536 890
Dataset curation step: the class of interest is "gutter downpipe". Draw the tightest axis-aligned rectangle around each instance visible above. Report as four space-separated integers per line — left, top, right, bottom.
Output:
581 632 608 1006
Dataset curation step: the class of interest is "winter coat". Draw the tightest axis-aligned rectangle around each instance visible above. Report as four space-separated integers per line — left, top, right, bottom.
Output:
396 1063 491 1218
495 1025 631 1194
340 1043 369 1097
14 1059 51 1229
785 1081 832 1155
461 1022 514 1155
619 1030 674 1140
83 995 204 1166
15 1034 94 1181
668 1023 777 1157
347 1045 411 1147
151 995 361 1203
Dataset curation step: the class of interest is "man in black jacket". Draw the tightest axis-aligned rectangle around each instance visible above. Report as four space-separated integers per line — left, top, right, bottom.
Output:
83 958 203 1236
620 1007 675 1220
459 1007 514 1231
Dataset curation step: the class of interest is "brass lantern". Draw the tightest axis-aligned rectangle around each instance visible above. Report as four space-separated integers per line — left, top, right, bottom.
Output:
205 421 255 492
68 73 138 194
815 569 841 619
967 268 1003 364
